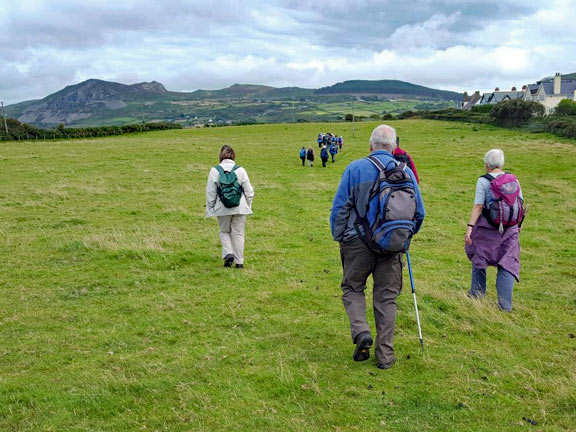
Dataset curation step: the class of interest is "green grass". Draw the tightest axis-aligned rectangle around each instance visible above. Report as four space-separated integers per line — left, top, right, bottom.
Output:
69 99 453 127
0 120 574 431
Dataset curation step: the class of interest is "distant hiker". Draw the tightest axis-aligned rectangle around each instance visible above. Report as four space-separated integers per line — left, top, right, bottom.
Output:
330 124 425 370
306 147 315 167
323 133 331 146
318 133 324 148
299 146 307 166
338 136 343 152
392 137 420 184
465 149 524 311
329 143 338 162
205 145 255 269
320 145 329 167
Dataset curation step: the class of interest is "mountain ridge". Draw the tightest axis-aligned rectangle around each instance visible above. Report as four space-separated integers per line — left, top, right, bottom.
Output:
6 78 463 127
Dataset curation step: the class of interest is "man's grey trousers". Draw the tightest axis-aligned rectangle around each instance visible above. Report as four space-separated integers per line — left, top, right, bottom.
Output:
340 238 403 365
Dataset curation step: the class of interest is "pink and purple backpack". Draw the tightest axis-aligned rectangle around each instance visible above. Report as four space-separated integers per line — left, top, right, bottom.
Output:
481 173 525 233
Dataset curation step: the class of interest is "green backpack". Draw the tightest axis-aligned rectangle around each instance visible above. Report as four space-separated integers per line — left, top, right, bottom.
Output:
215 165 243 208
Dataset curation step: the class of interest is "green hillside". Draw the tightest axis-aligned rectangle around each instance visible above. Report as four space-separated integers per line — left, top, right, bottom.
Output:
315 80 462 101
0 121 574 431
5 79 460 128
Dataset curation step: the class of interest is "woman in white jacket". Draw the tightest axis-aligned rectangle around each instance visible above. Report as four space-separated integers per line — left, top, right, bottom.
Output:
205 145 255 268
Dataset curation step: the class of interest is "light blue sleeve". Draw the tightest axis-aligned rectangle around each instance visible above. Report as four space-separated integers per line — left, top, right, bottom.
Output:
474 177 488 206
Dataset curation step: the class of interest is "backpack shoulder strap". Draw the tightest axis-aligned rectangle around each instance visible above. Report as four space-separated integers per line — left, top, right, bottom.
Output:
366 155 386 172
480 174 493 182
231 165 240 172
215 165 225 175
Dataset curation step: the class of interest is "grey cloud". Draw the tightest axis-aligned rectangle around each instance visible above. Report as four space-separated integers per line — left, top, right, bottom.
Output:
0 0 573 105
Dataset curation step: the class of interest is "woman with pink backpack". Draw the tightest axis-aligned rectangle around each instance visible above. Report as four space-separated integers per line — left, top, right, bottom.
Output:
464 149 525 311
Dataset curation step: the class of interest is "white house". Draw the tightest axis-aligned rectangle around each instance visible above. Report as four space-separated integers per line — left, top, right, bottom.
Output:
531 73 576 113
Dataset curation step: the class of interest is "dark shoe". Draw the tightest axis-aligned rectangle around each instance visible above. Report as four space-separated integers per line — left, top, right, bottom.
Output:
235 264 244 269
353 332 373 362
376 359 395 370
223 254 234 267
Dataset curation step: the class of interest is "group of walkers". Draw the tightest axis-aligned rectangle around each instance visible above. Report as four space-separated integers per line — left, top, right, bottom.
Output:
299 132 344 167
206 124 525 371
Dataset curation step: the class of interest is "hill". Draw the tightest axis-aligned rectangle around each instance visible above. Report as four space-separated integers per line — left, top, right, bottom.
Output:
315 79 462 100
0 121 574 430
5 79 460 128
539 72 576 82
11 79 171 125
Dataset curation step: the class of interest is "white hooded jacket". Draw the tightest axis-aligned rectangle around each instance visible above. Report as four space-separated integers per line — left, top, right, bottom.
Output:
205 159 254 218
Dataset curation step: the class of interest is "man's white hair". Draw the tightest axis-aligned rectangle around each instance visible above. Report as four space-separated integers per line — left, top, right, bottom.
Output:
484 148 505 169
370 125 397 152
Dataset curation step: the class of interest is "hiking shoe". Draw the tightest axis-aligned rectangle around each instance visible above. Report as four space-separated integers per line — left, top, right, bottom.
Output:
353 331 373 362
235 264 244 269
376 359 395 370
223 254 234 267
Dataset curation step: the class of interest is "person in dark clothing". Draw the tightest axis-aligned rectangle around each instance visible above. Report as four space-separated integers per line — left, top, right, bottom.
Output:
329 143 338 162
320 145 329 167
306 147 315 167
330 124 425 370
299 146 306 166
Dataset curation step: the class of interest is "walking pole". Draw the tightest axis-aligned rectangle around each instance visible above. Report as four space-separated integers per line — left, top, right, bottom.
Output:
406 250 424 352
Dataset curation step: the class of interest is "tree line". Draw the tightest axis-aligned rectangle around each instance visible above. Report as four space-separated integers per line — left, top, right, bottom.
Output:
0 118 182 141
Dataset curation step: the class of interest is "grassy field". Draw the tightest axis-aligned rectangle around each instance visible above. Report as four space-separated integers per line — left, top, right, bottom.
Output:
0 120 574 431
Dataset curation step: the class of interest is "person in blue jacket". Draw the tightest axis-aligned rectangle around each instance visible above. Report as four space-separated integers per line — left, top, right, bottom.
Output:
330 124 425 370
320 145 329 167
299 146 306 166
329 143 338 162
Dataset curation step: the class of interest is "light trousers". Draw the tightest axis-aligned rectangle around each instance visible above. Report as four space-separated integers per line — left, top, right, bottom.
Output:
217 215 246 264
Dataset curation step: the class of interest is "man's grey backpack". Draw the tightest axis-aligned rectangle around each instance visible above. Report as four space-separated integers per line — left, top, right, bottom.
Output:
215 165 243 208
353 156 418 253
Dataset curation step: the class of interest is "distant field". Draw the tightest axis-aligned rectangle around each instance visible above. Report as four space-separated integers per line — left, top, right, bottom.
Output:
70 99 454 127
0 121 574 431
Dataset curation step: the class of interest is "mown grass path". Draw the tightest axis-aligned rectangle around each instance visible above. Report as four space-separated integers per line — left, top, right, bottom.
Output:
0 120 574 431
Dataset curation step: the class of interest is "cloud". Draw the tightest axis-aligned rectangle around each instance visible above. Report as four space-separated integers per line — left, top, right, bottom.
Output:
1 0 575 104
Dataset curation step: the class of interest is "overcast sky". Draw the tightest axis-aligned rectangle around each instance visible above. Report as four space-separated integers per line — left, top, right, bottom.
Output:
2 0 576 104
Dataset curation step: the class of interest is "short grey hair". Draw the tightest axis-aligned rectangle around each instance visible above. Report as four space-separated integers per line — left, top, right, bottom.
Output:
484 149 505 169
370 125 397 152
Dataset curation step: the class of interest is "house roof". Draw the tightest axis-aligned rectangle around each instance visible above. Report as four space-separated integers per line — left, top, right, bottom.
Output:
478 93 493 105
491 91 523 103
538 79 576 95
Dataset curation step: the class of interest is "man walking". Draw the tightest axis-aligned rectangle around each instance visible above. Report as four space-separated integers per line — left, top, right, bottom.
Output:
330 125 425 369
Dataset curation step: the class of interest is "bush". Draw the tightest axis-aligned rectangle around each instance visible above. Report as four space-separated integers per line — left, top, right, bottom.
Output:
0 119 182 141
471 104 493 113
543 116 576 138
420 109 492 124
554 99 576 116
490 99 544 126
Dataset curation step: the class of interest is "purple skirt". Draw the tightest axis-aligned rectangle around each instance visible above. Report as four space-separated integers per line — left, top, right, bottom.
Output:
465 216 520 281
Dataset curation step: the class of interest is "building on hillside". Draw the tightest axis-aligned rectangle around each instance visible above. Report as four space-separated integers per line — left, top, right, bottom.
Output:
522 84 539 101
459 72 576 113
459 91 481 110
475 87 524 106
529 73 576 113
